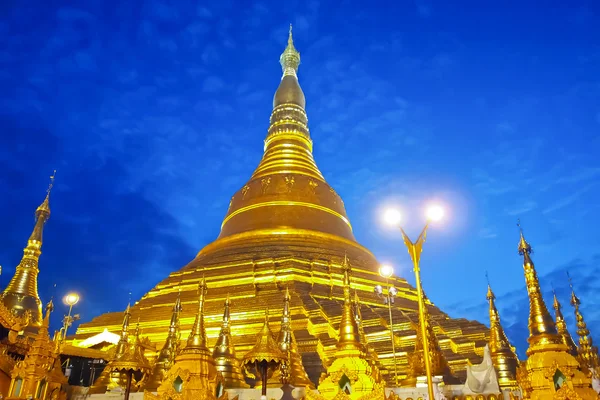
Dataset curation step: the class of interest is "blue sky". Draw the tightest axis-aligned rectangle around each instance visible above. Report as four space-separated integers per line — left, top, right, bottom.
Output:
0 1 598 357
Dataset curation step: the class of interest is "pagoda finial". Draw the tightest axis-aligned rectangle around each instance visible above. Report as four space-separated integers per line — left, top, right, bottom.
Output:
552 287 578 356
568 274 600 374
336 255 364 354
1 171 57 325
280 23 300 77
113 302 132 358
212 293 246 388
486 280 519 388
516 223 564 355
185 278 208 350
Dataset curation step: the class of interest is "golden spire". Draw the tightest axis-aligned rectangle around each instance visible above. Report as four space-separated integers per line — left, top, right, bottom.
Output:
215 27 357 245
336 255 365 354
114 302 132 358
569 275 600 374
516 222 565 354
486 280 519 388
242 308 287 364
213 294 247 388
280 24 301 77
145 293 182 391
1 170 56 325
552 288 578 356
276 286 314 388
185 278 208 351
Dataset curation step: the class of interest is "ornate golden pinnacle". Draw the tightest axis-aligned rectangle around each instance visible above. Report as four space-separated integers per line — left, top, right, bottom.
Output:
280 24 300 76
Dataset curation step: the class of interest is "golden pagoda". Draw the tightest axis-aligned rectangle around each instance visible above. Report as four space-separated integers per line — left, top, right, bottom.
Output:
212 294 247 388
89 303 151 394
1 171 56 327
404 285 452 386
353 290 380 382
569 278 600 377
515 226 597 400
486 282 519 389
148 279 220 400
553 290 578 357
7 300 67 399
145 293 183 391
315 257 383 400
276 287 314 388
72 27 491 387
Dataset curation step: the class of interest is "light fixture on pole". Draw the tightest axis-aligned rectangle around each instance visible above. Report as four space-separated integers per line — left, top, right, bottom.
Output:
62 292 81 342
382 204 445 400
374 263 399 386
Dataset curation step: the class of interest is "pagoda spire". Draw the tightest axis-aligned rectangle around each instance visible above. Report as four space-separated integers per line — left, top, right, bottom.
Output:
1 170 56 325
336 255 365 354
569 275 600 375
145 292 182 391
486 281 519 388
517 223 565 354
552 288 578 356
213 294 247 388
185 278 208 351
114 302 132 358
276 286 314 388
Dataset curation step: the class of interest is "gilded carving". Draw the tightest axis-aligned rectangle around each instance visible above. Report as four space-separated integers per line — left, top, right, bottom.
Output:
309 179 318 193
261 178 272 194
284 176 295 192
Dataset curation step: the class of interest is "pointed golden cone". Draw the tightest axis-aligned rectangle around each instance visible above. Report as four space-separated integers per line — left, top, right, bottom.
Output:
1 171 56 325
569 278 600 375
354 290 381 382
553 290 578 356
213 294 247 388
486 283 519 389
145 293 183 391
517 228 566 354
153 279 219 400
275 286 314 388
243 308 287 365
336 255 365 355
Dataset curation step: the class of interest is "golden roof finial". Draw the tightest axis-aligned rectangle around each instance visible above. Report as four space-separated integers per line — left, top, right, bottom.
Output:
280 23 301 77
212 293 246 388
568 273 600 374
113 302 132 359
185 278 208 350
552 285 578 356
516 222 564 355
36 169 56 216
486 279 519 388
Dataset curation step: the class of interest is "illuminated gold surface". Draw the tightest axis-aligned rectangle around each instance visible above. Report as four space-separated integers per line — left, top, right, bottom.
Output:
553 291 578 356
1 171 56 326
7 300 67 399
73 31 491 387
145 293 182 391
486 284 518 389
148 281 220 400
317 261 382 399
569 281 600 376
516 229 596 400
212 294 247 388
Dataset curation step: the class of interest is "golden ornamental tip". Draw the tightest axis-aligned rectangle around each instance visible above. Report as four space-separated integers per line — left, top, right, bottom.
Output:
280 23 300 76
517 220 532 255
486 284 495 301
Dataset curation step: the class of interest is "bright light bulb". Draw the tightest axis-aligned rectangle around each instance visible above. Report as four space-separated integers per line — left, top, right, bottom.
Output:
379 264 394 279
383 208 402 226
64 293 80 306
426 204 445 222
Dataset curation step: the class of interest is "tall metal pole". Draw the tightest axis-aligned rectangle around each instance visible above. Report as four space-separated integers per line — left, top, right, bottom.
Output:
386 278 399 386
401 225 435 400
62 303 74 341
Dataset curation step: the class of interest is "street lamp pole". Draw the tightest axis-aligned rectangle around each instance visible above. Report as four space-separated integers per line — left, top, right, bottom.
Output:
376 264 399 386
400 223 435 400
62 293 80 342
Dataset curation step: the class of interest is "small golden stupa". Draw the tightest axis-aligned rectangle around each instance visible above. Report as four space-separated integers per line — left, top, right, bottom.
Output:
569 279 600 377
515 227 597 400
487 283 519 389
148 279 220 400
315 256 383 400
145 293 182 391
212 294 247 388
553 289 579 357
6 300 67 399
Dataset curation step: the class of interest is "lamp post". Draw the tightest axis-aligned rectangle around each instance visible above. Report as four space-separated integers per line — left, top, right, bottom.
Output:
374 264 399 386
383 205 444 400
62 293 80 342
